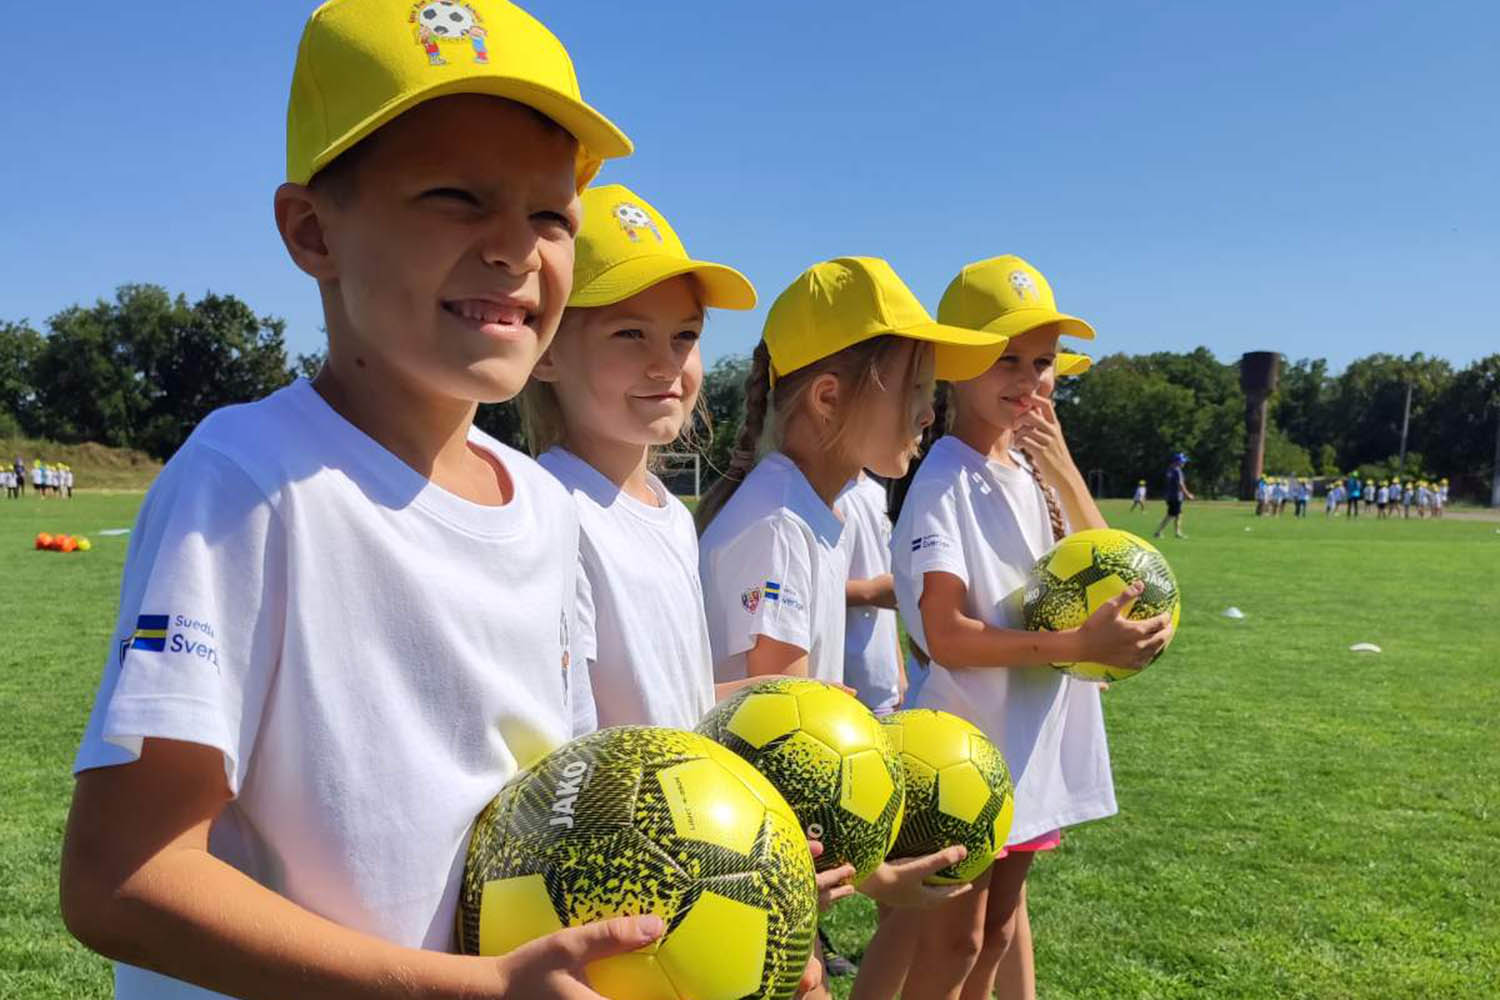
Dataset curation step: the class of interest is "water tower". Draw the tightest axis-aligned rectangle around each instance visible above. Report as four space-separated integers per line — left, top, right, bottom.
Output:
1239 351 1280 500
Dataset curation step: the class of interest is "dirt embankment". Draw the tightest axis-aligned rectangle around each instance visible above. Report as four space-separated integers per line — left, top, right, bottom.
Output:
1 437 163 491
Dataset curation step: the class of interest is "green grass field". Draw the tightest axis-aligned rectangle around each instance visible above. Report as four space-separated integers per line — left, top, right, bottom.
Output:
2 493 1497 998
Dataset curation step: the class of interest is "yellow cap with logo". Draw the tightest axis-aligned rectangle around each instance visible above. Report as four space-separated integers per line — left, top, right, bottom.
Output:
938 256 1095 373
763 258 1008 383
287 0 631 188
569 185 755 310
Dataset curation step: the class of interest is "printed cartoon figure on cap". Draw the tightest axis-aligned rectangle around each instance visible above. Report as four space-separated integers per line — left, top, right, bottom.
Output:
613 201 663 242
1008 269 1038 301
410 1 488 65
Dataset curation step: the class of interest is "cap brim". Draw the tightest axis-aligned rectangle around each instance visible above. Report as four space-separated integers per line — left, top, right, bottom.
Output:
570 256 757 310
1056 351 1092 376
892 322 1010 382
981 308 1096 342
301 76 632 190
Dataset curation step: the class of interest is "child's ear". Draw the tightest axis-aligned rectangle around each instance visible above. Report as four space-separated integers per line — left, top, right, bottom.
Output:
274 183 337 281
807 372 842 426
530 347 562 383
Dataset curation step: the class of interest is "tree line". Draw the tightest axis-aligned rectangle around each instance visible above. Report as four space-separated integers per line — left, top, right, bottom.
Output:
3 285 1497 500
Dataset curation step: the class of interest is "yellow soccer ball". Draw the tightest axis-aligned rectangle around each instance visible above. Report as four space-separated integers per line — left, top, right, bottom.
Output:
881 710 1014 884
698 677 904 883
1022 528 1181 682
459 727 817 1000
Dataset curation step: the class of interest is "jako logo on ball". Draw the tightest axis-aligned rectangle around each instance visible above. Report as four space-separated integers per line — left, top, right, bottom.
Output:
547 759 589 830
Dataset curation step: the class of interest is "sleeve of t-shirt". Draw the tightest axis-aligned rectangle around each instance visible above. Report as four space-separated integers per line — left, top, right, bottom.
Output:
72 442 286 796
711 515 816 658
569 550 599 737
905 485 969 590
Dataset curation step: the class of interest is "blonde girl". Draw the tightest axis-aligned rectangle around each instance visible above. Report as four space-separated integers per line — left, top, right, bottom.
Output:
524 191 866 996
696 257 1013 992
523 183 758 733
885 256 1173 1000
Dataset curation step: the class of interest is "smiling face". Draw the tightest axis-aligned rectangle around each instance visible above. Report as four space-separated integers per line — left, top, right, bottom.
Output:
843 340 936 479
307 95 581 405
951 324 1061 432
536 275 705 448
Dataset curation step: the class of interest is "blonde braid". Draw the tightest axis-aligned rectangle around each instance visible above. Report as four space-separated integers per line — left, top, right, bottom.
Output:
1019 446 1067 543
695 341 772 534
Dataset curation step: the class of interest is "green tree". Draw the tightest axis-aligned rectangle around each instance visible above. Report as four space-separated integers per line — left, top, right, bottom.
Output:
1272 357 1332 455
698 354 751 485
1423 354 1500 500
28 285 296 457
1325 353 1452 473
0 319 44 433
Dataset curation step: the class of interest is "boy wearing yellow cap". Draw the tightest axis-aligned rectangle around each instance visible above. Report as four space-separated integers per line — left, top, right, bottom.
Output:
60 3 657 998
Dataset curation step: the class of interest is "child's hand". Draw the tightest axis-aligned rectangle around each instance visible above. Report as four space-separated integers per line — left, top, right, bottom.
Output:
1013 396 1078 479
488 914 664 999
1076 581 1173 669
855 846 973 909
808 839 857 910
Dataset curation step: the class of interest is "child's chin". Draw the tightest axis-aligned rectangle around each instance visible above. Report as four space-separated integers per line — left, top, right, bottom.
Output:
456 365 535 405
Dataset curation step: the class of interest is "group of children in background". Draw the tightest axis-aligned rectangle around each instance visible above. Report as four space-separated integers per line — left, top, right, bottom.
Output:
60 4 1173 1000
1323 474 1449 519
1254 476 1312 517
2 457 72 499
1257 474 1449 520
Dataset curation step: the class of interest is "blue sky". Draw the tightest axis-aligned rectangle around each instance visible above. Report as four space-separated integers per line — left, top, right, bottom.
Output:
3 1 1496 374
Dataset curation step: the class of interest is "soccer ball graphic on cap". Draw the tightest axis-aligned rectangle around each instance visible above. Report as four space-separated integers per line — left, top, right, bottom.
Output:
613 202 662 242
881 709 1014 884
1022 528 1180 682
415 0 476 37
459 726 817 1000
697 677 904 883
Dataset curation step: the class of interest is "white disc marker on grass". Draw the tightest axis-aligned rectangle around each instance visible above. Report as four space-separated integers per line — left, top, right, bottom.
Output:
1349 642 1382 654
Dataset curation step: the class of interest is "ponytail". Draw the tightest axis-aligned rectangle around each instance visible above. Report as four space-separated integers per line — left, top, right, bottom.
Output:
695 341 772 534
1019 446 1067 543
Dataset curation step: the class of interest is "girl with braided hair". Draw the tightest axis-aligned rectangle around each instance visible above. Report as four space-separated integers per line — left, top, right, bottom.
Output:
697 260 1018 991
876 257 1173 1000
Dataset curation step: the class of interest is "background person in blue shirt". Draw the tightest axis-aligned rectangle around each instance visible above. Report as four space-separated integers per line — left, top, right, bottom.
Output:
1345 473 1362 518
1153 452 1196 539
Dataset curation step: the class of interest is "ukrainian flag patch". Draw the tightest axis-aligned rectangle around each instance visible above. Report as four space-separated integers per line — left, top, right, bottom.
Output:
131 614 169 652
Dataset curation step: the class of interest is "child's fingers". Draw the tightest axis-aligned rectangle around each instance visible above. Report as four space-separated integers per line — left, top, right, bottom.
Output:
815 863 856 891
1090 581 1143 623
888 844 967 881
530 914 664 969
798 950 824 993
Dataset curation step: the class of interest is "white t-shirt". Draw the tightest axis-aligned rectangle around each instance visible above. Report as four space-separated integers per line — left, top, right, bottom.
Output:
891 435 1116 845
699 451 850 685
73 380 579 1000
539 448 715 732
836 474 901 714
33 465 43 485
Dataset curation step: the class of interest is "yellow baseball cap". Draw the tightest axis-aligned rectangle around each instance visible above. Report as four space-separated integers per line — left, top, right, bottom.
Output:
938 256 1095 360
1055 351 1092 376
569 185 755 310
287 0 631 188
763 258 1008 383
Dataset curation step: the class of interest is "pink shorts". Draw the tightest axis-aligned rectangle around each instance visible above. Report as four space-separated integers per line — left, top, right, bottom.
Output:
1007 829 1062 853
